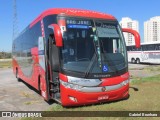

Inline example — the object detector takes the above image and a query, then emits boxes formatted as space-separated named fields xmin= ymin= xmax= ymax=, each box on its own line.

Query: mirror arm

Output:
xmin=122 ymin=28 xmax=140 ymax=48
xmin=48 ymin=24 xmax=63 ymax=47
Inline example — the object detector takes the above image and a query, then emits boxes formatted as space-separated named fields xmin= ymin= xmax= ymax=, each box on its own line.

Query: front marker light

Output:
xmin=69 ymin=96 xmax=77 ymax=102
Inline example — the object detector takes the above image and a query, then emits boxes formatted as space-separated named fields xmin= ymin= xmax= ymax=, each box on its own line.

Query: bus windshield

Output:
xmin=60 ymin=17 xmax=127 ymax=76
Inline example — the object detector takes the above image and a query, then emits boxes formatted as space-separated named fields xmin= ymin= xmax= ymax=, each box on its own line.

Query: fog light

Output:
xmin=69 ymin=96 xmax=77 ymax=102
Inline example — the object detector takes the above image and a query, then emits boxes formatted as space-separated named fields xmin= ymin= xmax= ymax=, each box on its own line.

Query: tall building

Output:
xmin=120 ymin=17 xmax=139 ymax=46
xmin=144 ymin=16 xmax=160 ymax=43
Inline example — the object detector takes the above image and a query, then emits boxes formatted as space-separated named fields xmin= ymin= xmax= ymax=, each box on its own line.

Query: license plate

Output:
xmin=98 ymin=95 xmax=109 ymax=100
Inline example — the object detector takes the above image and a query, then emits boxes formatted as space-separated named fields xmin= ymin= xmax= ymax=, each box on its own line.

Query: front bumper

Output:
xmin=60 ymin=83 xmax=129 ymax=107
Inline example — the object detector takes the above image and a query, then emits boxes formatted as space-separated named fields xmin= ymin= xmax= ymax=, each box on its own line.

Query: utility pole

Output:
xmin=13 ymin=0 xmax=19 ymax=41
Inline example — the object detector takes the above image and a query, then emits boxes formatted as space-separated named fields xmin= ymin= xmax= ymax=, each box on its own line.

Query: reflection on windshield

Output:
xmin=60 ymin=18 xmax=127 ymax=75
xmin=62 ymin=26 xmax=94 ymax=63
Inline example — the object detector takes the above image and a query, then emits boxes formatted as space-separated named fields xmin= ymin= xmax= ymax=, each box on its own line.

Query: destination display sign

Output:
xmin=66 ymin=19 xmax=91 ymax=25
xmin=96 ymin=21 xmax=119 ymax=38
xmin=67 ymin=24 xmax=89 ymax=29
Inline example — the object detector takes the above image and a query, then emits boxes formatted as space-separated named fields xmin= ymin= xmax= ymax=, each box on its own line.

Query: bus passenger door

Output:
xmin=48 ymin=35 xmax=61 ymax=102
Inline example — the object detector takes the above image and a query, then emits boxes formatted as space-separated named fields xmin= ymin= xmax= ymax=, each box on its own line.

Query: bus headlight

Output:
xmin=60 ymin=80 xmax=83 ymax=91
xmin=121 ymin=79 xmax=129 ymax=86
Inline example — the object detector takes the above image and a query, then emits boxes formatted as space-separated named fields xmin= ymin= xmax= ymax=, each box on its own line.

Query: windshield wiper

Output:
xmin=84 ymin=34 xmax=102 ymax=78
xmin=84 ymin=53 xmax=96 ymax=78
xmin=84 ymin=32 xmax=102 ymax=78
xmin=93 ymin=35 xmax=102 ymax=69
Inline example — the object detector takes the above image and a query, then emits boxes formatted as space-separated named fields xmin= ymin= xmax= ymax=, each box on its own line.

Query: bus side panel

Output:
xmin=13 ymin=54 xmax=48 ymax=100
xmin=12 ymin=58 xmax=17 ymax=75
xmin=140 ymin=51 xmax=160 ymax=64
xmin=31 ymin=51 xmax=40 ymax=90
xmin=12 ymin=58 xmax=23 ymax=79
xmin=12 ymin=55 xmax=39 ymax=90
xmin=128 ymin=51 xmax=160 ymax=64
xmin=128 ymin=51 xmax=142 ymax=62
xmin=38 ymin=66 xmax=49 ymax=100
xmin=12 ymin=21 xmax=43 ymax=91
xmin=127 ymin=43 xmax=160 ymax=64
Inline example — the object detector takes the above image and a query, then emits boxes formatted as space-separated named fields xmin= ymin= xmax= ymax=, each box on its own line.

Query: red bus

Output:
xmin=12 ymin=8 xmax=140 ymax=106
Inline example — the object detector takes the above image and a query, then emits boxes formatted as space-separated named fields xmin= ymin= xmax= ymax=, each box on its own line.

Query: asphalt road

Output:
xmin=0 ymin=68 xmax=52 ymax=111
xmin=0 ymin=63 xmax=159 ymax=111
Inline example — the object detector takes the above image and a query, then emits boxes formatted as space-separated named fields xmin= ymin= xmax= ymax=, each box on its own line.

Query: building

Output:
xmin=144 ymin=16 xmax=160 ymax=43
xmin=120 ymin=17 xmax=139 ymax=46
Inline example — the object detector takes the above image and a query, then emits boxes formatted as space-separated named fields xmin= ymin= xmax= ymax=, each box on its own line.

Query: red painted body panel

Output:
xmin=100 ymin=72 xmax=129 ymax=86
xmin=12 ymin=51 xmax=49 ymax=100
xmin=60 ymin=83 xmax=129 ymax=106
xmin=39 ymin=68 xmax=49 ymax=100
xmin=12 ymin=58 xmax=39 ymax=89
xmin=59 ymin=73 xmax=68 ymax=82
xmin=30 ymin=8 xmax=116 ymax=28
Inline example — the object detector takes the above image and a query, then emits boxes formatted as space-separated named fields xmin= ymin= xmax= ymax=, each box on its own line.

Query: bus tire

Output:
xmin=16 ymin=69 xmax=20 ymax=82
xmin=131 ymin=58 xmax=136 ymax=64
xmin=136 ymin=58 xmax=140 ymax=64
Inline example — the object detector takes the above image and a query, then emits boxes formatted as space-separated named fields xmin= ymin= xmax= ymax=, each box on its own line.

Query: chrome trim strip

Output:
xmin=67 ymin=76 xmax=102 ymax=87
xmin=60 ymin=79 xmax=129 ymax=93
xmin=80 ymin=82 xmax=124 ymax=92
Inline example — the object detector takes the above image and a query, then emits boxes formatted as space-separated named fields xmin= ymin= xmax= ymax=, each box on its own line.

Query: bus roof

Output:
xmin=30 ymin=8 xmax=116 ymax=28
xmin=127 ymin=41 xmax=160 ymax=46
xmin=141 ymin=41 xmax=160 ymax=45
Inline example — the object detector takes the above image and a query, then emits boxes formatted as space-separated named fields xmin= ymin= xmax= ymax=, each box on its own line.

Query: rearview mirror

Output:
xmin=122 ymin=28 xmax=140 ymax=48
xmin=48 ymin=24 xmax=63 ymax=47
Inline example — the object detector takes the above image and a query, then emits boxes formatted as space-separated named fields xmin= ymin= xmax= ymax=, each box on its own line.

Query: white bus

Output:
xmin=127 ymin=41 xmax=160 ymax=64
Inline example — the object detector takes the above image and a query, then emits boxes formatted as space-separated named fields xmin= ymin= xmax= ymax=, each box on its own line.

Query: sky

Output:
xmin=0 ymin=0 xmax=160 ymax=52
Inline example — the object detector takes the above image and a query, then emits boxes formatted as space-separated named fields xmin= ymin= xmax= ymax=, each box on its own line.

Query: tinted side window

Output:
xmin=30 ymin=22 xmax=41 ymax=47
xmin=13 ymin=22 xmax=41 ymax=57
xmin=23 ymin=22 xmax=41 ymax=50
xmin=142 ymin=45 xmax=147 ymax=51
